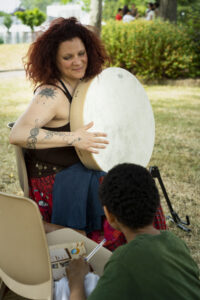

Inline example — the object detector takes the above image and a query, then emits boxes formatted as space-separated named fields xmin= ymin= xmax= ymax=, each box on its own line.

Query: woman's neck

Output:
xmin=60 ymin=77 xmax=80 ymax=95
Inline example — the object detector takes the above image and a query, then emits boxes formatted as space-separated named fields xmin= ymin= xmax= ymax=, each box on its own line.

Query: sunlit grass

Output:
xmin=146 ymin=85 xmax=200 ymax=267
xmin=0 ymin=75 xmax=31 ymax=195
xmin=0 ymin=44 xmax=29 ymax=71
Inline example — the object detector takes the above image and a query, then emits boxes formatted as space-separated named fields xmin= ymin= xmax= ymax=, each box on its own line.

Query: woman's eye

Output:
xmin=79 ymin=52 xmax=85 ymax=56
xmin=63 ymin=56 xmax=71 ymax=60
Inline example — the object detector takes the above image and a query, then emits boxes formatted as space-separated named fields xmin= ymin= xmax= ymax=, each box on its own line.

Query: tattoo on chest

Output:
xmin=26 ymin=127 xmax=39 ymax=149
xmin=38 ymin=88 xmax=56 ymax=99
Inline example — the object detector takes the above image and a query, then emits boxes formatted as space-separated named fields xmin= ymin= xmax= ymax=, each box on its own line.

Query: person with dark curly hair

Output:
xmin=9 ymin=17 xmax=110 ymax=236
xmin=66 ymin=163 xmax=200 ymax=300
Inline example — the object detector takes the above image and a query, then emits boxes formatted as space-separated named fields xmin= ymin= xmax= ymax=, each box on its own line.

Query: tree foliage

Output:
xmin=15 ymin=8 xmax=46 ymax=32
xmin=3 ymin=15 xmax=13 ymax=32
xmin=20 ymin=0 xmax=54 ymax=12
xmin=0 ymin=11 xmax=9 ymax=17
xmin=61 ymin=0 xmax=91 ymax=12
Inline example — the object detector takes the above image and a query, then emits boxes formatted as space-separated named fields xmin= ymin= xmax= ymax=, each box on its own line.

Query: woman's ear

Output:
xmin=103 ymin=206 xmax=120 ymax=230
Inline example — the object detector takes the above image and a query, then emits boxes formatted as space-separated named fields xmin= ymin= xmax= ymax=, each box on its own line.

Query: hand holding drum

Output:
xmin=73 ymin=121 xmax=109 ymax=154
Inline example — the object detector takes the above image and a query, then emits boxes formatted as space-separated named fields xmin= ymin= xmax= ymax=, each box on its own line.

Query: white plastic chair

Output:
xmin=0 ymin=192 xmax=53 ymax=300
xmin=7 ymin=122 xmax=29 ymax=198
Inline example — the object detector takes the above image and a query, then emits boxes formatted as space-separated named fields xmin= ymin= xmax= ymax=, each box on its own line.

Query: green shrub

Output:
xmin=4 ymin=15 xmax=13 ymax=32
xmin=0 ymin=11 xmax=8 ymax=17
xmin=137 ymin=5 xmax=146 ymax=17
xmin=0 ymin=37 xmax=4 ymax=44
xmin=15 ymin=8 xmax=46 ymax=32
xmin=102 ymin=19 xmax=198 ymax=80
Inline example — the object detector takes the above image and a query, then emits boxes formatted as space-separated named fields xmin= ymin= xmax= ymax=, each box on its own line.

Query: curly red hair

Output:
xmin=24 ymin=17 xmax=109 ymax=86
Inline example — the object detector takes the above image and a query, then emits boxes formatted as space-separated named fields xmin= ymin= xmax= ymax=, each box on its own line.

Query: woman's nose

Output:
xmin=72 ymin=56 xmax=81 ymax=65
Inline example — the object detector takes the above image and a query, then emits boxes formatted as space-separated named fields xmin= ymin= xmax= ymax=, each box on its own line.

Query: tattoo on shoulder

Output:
xmin=26 ymin=127 xmax=39 ymax=149
xmin=38 ymin=88 xmax=57 ymax=100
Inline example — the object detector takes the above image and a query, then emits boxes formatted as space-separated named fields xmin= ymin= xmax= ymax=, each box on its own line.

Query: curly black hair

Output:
xmin=99 ymin=163 xmax=160 ymax=230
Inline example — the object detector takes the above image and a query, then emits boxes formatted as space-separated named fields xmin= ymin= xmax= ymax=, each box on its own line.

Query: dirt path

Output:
xmin=0 ymin=70 xmax=25 ymax=78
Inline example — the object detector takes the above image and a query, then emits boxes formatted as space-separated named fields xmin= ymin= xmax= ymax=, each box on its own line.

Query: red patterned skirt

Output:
xmin=29 ymin=174 xmax=167 ymax=252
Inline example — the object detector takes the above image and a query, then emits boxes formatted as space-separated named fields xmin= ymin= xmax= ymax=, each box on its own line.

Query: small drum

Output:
xmin=70 ymin=67 xmax=155 ymax=172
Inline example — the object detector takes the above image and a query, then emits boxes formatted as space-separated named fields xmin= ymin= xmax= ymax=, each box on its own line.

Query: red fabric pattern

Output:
xmin=153 ymin=204 xmax=167 ymax=230
xmin=29 ymin=175 xmax=166 ymax=252
xmin=29 ymin=174 xmax=56 ymax=222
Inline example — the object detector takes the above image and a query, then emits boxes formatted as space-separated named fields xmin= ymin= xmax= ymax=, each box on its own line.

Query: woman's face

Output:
xmin=56 ymin=37 xmax=88 ymax=82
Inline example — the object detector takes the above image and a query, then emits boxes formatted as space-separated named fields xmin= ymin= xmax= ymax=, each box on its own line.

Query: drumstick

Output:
xmin=85 ymin=238 xmax=106 ymax=262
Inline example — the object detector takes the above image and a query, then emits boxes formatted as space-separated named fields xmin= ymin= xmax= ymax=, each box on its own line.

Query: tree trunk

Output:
xmin=159 ymin=0 xmax=177 ymax=23
xmin=89 ymin=0 xmax=102 ymax=34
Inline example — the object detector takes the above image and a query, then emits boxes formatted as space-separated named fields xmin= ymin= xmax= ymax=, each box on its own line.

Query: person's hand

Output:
xmin=66 ymin=257 xmax=90 ymax=289
xmin=73 ymin=122 xmax=109 ymax=154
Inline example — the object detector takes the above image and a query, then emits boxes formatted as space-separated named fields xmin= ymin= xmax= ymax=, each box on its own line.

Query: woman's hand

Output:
xmin=73 ymin=122 xmax=109 ymax=154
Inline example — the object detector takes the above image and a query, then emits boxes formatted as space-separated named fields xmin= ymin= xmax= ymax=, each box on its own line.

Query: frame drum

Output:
xmin=70 ymin=67 xmax=155 ymax=172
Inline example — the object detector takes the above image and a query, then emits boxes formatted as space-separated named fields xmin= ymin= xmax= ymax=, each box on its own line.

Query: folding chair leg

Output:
xmin=149 ymin=166 xmax=191 ymax=233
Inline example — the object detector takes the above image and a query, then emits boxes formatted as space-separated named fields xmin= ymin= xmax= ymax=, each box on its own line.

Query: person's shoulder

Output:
xmin=160 ymin=230 xmax=184 ymax=243
xmin=108 ymin=238 xmax=143 ymax=263
xmin=160 ymin=230 xmax=189 ymax=249
xmin=33 ymin=84 xmax=67 ymax=103
xmin=110 ymin=232 xmax=184 ymax=260
xmin=35 ymin=84 xmax=63 ymax=97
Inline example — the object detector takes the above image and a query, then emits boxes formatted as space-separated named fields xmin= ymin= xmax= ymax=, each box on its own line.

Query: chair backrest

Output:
xmin=0 ymin=192 xmax=53 ymax=300
xmin=7 ymin=122 xmax=29 ymax=198
xmin=14 ymin=146 xmax=29 ymax=198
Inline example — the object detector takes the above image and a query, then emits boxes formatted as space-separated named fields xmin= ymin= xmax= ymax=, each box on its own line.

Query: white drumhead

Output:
xmin=70 ymin=67 xmax=155 ymax=172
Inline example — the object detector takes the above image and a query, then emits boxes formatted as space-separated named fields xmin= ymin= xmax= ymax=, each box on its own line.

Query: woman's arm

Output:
xmin=9 ymin=86 xmax=108 ymax=153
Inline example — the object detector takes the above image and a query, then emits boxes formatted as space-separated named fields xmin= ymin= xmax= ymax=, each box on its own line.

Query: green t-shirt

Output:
xmin=88 ymin=231 xmax=200 ymax=300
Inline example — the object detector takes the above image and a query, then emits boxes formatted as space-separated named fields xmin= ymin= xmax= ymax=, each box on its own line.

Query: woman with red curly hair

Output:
xmin=9 ymin=17 xmax=111 ymax=234
xmin=10 ymin=17 xmax=166 ymax=251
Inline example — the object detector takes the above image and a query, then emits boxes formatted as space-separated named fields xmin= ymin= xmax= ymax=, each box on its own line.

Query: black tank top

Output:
xmin=25 ymin=80 xmax=80 ymax=178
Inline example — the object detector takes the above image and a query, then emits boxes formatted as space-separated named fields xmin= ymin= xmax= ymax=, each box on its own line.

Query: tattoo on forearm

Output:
xmin=26 ymin=127 xmax=39 ymax=149
xmin=43 ymin=131 xmax=72 ymax=140
xmin=43 ymin=130 xmax=81 ymax=146
xmin=67 ymin=137 xmax=81 ymax=146
xmin=27 ymin=123 xmax=82 ymax=148
xmin=38 ymin=88 xmax=57 ymax=101
xmin=43 ymin=131 xmax=53 ymax=140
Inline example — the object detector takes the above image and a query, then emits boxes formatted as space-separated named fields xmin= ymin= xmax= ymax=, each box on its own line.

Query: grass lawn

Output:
xmin=0 ymin=44 xmax=29 ymax=71
xmin=0 ymin=74 xmax=199 ymax=268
